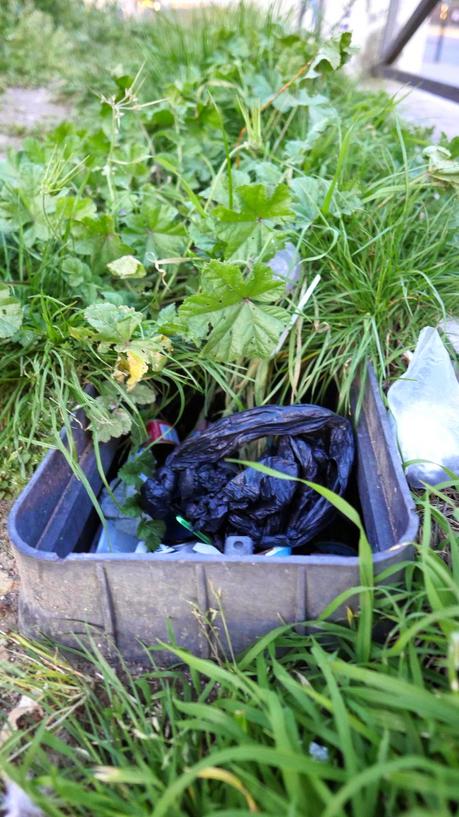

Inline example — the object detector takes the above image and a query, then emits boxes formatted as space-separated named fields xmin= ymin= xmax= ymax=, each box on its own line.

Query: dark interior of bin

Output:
xmin=74 ymin=382 xmax=362 ymax=558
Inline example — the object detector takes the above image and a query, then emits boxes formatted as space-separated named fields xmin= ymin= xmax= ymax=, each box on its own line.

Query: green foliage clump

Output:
xmin=0 ymin=0 xmax=146 ymax=90
xmin=0 ymin=5 xmax=457 ymax=481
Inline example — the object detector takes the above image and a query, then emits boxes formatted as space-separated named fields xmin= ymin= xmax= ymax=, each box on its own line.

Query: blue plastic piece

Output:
xmin=264 ymin=546 xmax=292 ymax=557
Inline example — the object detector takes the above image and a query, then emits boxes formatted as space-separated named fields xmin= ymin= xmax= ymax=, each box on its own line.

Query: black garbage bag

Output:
xmin=141 ymin=405 xmax=354 ymax=551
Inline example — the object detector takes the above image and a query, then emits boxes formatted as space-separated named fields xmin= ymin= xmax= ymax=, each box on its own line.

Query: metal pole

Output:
xmin=381 ymin=0 xmax=439 ymax=65
xmin=381 ymin=0 xmax=401 ymax=58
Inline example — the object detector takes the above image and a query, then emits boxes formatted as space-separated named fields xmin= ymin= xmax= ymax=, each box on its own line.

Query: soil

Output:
xmin=0 ymin=87 xmax=71 ymax=159
xmin=0 ymin=500 xmax=17 ymax=657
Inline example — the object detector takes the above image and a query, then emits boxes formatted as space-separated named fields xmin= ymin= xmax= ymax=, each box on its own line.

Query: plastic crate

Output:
xmin=8 ymin=367 xmax=418 ymax=663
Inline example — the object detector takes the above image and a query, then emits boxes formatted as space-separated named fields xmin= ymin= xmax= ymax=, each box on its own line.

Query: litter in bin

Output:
xmin=224 ymin=535 xmax=254 ymax=556
xmin=176 ymin=515 xmax=213 ymax=544
xmin=264 ymin=545 xmax=292 ymax=557
xmin=96 ymin=476 xmax=139 ymax=553
xmin=192 ymin=543 xmax=221 ymax=555
xmin=141 ymin=404 xmax=354 ymax=553
xmin=388 ymin=326 xmax=459 ymax=488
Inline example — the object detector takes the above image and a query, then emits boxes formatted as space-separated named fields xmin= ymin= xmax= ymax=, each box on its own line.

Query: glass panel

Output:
xmin=388 ymin=0 xmax=459 ymax=88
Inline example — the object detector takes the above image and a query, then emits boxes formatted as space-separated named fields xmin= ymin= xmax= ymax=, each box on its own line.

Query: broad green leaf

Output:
xmin=214 ymin=183 xmax=293 ymax=257
xmin=241 ymin=159 xmax=283 ymax=186
xmin=107 ymin=255 xmax=146 ymax=279
xmin=284 ymin=103 xmax=338 ymax=160
xmin=273 ymin=88 xmax=310 ymax=113
xmin=136 ymin=518 xmax=166 ymax=552
xmin=247 ymin=71 xmax=280 ymax=106
xmin=61 ymin=257 xmax=99 ymax=304
xmin=424 ymin=145 xmax=459 ymax=189
xmin=156 ymin=303 xmax=183 ymax=334
xmin=86 ymin=395 xmax=132 ymax=443
xmin=202 ymin=170 xmax=250 ymax=206
xmin=215 ymin=183 xmax=292 ymax=223
xmin=62 ymin=257 xmax=92 ymax=287
xmin=83 ymin=303 xmax=143 ymax=342
xmin=272 ymin=89 xmax=330 ymax=114
xmin=55 ymin=196 xmax=97 ymax=222
xmin=146 ymin=106 xmax=175 ymax=132
xmin=118 ymin=449 xmax=156 ymax=486
xmin=127 ymin=382 xmax=157 ymax=405
xmin=291 ymin=176 xmax=362 ymax=221
xmin=123 ymin=202 xmax=186 ymax=264
xmin=73 ymin=215 xmax=133 ymax=274
xmin=0 ymin=284 xmax=23 ymax=339
xmin=179 ymin=260 xmax=289 ymax=360
xmin=306 ymin=32 xmax=353 ymax=78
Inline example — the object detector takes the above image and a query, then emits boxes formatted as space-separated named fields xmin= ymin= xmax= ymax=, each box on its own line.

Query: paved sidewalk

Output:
xmin=363 ymin=77 xmax=458 ymax=139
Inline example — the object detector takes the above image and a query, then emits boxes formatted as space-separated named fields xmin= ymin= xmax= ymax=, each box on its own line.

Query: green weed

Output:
xmin=0 ymin=5 xmax=457 ymax=485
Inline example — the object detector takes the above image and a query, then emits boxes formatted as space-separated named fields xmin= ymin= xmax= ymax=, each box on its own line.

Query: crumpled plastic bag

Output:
xmin=2 ymin=780 xmax=44 ymax=817
xmin=387 ymin=326 xmax=459 ymax=487
xmin=268 ymin=242 xmax=301 ymax=291
xmin=141 ymin=404 xmax=354 ymax=551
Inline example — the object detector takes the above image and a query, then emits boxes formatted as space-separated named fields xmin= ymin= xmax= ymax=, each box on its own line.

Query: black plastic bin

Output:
xmin=8 ymin=367 xmax=418 ymax=664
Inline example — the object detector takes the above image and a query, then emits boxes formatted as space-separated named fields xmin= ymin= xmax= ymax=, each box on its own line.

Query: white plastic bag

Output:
xmin=268 ymin=242 xmax=301 ymax=291
xmin=387 ymin=326 xmax=459 ymax=488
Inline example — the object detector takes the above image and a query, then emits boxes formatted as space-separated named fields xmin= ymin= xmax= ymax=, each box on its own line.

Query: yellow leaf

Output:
xmin=197 ymin=767 xmax=258 ymax=812
xmin=114 ymin=350 xmax=148 ymax=390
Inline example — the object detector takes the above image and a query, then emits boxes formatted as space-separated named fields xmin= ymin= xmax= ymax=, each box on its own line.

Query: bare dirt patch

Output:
xmin=0 ymin=500 xmax=17 ymax=646
xmin=0 ymin=87 xmax=71 ymax=158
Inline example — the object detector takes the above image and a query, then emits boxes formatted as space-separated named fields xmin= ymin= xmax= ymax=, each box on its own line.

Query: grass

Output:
xmin=1 ymin=481 xmax=459 ymax=816
xmin=0 ymin=0 xmax=149 ymax=92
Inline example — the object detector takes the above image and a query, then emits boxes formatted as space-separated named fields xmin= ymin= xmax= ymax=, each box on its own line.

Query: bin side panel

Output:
xmin=355 ymin=366 xmax=418 ymax=551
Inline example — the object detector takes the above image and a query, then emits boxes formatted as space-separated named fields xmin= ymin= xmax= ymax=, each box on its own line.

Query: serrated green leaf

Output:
xmin=62 ymin=257 xmax=92 ymax=287
xmin=291 ymin=176 xmax=362 ymax=221
xmin=0 ymin=284 xmax=23 ymax=339
xmin=241 ymin=160 xmax=283 ymax=187
xmin=284 ymin=103 xmax=338 ymax=160
xmin=55 ymin=196 xmax=97 ymax=222
xmin=119 ymin=449 xmax=156 ymax=487
xmin=214 ymin=183 xmax=293 ymax=257
xmin=424 ymin=146 xmax=459 ymax=189
xmin=306 ymin=32 xmax=353 ymax=78
xmin=62 ymin=257 xmax=99 ymax=304
xmin=215 ymin=183 xmax=292 ymax=223
xmin=87 ymin=395 xmax=132 ymax=443
xmin=156 ymin=303 xmax=184 ymax=335
xmin=127 ymin=383 xmax=157 ymax=405
xmin=73 ymin=214 xmax=133 ymax=274
xmin=137 ymin=518 xmax=166 ymax=552
xmin=123 ymin=201 xmax=186 ymax=264
xmin=84 ymin=303 xmax=143 ymax=342
xmin=179 ymin=260 xmax=289 ymax=360
xmin=119 ymin=494 xmax=142 ymax=517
